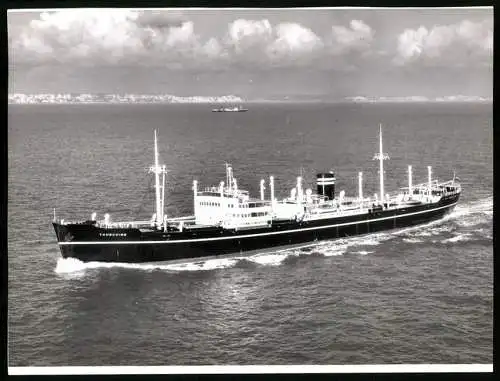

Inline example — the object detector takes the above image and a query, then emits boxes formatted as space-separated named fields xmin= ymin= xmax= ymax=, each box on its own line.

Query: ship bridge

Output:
xmin=193 ymin=165 xmax=273 ymax=229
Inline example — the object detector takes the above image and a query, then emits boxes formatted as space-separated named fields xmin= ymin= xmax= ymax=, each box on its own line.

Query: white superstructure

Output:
xmin=193 ymin=165 xmax=272 ymax=229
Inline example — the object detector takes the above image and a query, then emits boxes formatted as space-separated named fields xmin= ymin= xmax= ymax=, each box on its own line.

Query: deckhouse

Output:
xmin=193 ymin=165 xmax=272 ymax=229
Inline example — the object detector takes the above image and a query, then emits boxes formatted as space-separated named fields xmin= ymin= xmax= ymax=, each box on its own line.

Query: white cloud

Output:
xmin=330 ymin=19 xmax=374 ymax=53
xmin=394 ymin=19 xmax=492 ymax=66
xmin=228 ymin=18 xmax=273 ymax=42
xmin=226 ymin=18 xmax=273 ymax=56
xmin=202 ymin=37 xmax=223 ymax=58
xmin=10 ymin=11 xmax=378 ymax=69
xmin=268 ymin=22 xmax=323 ymax=57
xmin=10 ymin=9 xmax=202 ymax=65
xmin=8 ymin=9 xmax=493 ymax=73
xmin=165 ymin=21 xmax=196 ymax=46
xmin=10 ymin=12 xmax=338 ymax=68
xmin=225 ymin=18 xmax=324 ymax=65
xmin=396 ymin=26 xmax=427 ymax=60
xmin=13 ymin=10 xmax=142 ymax=64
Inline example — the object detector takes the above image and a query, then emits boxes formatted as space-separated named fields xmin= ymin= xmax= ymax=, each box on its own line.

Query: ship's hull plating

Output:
xmin=53 ymin=195 xmax=459 ymax=263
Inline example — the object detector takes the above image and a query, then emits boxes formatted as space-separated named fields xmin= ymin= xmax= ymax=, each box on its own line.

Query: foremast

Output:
xmin=373 ymin=124 xmax=389 ymax=206
xmin=149 ymin=129 xmax=168 ymax=228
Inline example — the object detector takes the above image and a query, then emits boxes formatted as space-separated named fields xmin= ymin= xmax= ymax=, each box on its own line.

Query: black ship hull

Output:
xmin=212 ymin=110 xmax=248 ymax=112
xmin=53 ymin=194 xmax=459 ymax=263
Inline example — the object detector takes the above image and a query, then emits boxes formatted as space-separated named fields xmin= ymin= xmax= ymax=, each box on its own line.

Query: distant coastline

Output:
xmin=8 ymin=93 xmax=244 ymax=105
xmin=344 ymin=95 xmax=492 ymax=103
xmin=8 ymin=93 xmax=492 ymax=105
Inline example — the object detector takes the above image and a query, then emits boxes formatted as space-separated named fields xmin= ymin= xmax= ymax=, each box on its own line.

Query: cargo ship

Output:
xmin=52 ymin=126 xmax=461 ymax=263
xmin=212 ymin=105 xmax=248 ymax=112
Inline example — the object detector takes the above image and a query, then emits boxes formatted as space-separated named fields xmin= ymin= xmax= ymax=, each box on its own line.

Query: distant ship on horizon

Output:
xmin=212 ymin=105 xmax=248 ymax=112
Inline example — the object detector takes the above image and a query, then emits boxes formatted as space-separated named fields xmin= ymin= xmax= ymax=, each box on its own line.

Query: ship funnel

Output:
xmin=91 ymin=212 xmax=96 ymax=221
xmin=260 ymin=179 xmax=265 ymax=201
xmin=316 ymin=172 xmax=335 ymax=200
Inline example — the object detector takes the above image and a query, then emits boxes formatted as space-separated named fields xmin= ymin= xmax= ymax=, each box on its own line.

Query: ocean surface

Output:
xmin=8 ymin=102 xmax=493 ymax=366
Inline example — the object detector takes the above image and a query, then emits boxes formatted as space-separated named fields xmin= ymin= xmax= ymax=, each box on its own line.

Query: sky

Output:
xmin=8 ymin=7 xmax=493 ymax=100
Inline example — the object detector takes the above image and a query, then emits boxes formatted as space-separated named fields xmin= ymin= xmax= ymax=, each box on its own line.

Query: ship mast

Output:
xmin=373 ymin=124 xmax=389 ymax=206
xmin=150 ymin=129 xmax=167 ymax=228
